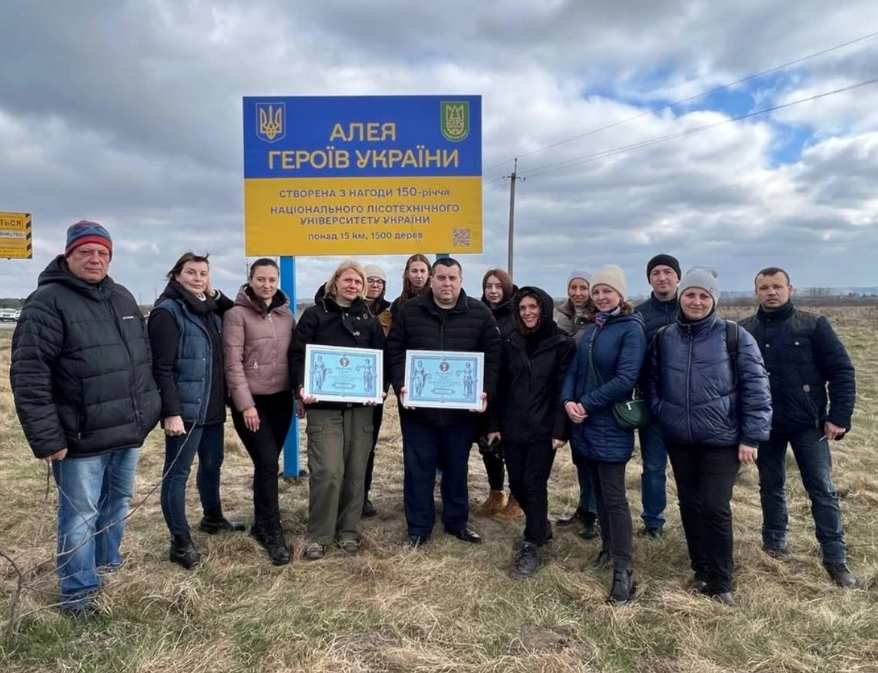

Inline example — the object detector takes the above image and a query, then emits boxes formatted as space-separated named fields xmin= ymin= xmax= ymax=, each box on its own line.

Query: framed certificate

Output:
xmin=403 ymin=350 xmax=484 ymax=411
xmin=303 ymin=344 xmax=383 ymax=404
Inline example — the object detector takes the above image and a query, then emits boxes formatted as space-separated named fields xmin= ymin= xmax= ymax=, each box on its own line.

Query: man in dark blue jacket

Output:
xmin=634 ymin=253 xmax=681 ymax=537
xmin=386 ymin=257 xmax=501 ymax=547
xmin=740 ymin=267 xmax=858 ymax=588
xmin=11 ymin=221 xmax=161 ymax=615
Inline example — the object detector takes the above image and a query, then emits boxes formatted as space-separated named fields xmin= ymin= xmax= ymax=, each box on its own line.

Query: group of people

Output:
xmin=10 ymin=221 xmax=858 ymax=616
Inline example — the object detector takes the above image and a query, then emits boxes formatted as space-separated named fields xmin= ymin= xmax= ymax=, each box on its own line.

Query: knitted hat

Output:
xmin=678 ymin=267 xmax=719 ymax=303
xmin=65 ymin=220 xmax=112 ymax=258
xmin=590 ymin=265 xmax=628 ymax=300
xmin=364 ymin=264 xmax=387 ymax=282
xmin=646 ymin=253 xmax=680 ymax=279
xmin=567 ymin=270 xmax=590 ymax=287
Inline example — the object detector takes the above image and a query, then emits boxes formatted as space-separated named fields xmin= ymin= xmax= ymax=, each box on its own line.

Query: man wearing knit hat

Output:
xmin=11 ymin=220 xmax=161 ymax=616
xmin=634 ymin=253 xmax=681 ymax=538
xmin=740 ymin=267 xmax=858 ymax=588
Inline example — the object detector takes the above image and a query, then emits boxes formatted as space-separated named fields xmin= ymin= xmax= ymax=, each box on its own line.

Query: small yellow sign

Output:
xmin=0 ymin=212 xmax=32 ymax=259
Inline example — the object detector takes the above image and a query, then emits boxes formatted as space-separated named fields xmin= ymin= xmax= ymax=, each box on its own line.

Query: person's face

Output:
xmin=431 ymin=263 xmax=462 ymax=305
xmin=680 ymin=287 xmax=714 ymax=320
xmin=484 ymin=275 xmax=504 ymax=306
xmin=366 ymin=276 xmax=385 ymax=300
xmin=407 ymin=261 xmax=430 ymax=289
xmin=176 ymin=261 xmax=210 ymax=295
xmin=518 ymin=295 xmax=541 ymax=329
xmin=567 ymin=278 xmax=590 ymax=308
xmin=649 ymin=265 xmax=679 ymax=297
xmin=755 ymin=272 xmax=793 ymax=309
xmin=249 ymin=264 xmax=279 ymax=302
xmin=66 ymin=244 xmax=110 ymax=283
xmin=335 ymin=269 xmax=364 ymax=302
xmin=592 ymin=284 xmax=621 ymax=312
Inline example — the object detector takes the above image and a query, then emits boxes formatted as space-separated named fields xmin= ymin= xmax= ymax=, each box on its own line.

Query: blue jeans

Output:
xmin=571 ymin=450 xmax=597 ymax=517
xmin=758 ymin=427 xmax=846 ymax=563
xmin=160 ymin=423 xmax=224 ymax=538
xmin=402 ymin=415 xmax=477 ymax=537
xmin=52 ymin=447 xmax=140 ymax=610
xmin=638 ymin=423 xmax=668 ymax=529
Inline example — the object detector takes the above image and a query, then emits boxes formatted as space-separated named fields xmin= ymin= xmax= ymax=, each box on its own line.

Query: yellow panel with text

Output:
xmin=244 ymin=177 xmax=482 ymax=256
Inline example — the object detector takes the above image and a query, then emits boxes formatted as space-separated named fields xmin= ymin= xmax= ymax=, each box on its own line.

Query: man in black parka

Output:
xmin=386 ymin=257 xmax=501 ymax=546
xmin=11 ymin=221 xmax=161 ymax=615
xmin=740 ymin=267 xmax=857 ymax=588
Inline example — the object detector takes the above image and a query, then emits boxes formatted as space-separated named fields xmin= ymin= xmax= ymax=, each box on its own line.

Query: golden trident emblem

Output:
xmin=258 ymin=105 xmax=284 ymax=141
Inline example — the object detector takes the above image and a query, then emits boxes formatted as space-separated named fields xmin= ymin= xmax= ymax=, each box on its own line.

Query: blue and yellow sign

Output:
xmin=243 ymin=95 xmax=482 ymax=256
xmin=0 ymin=212 xmax=32 ymax=259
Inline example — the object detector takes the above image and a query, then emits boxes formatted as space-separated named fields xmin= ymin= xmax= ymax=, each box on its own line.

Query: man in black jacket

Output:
xmin=633 ymin=253 xmax=681 ymax=537
xmin=11 ymin=221 xmax=161 ymax=615
xmin=740 ymin=267 xmax=858 ymax=587
xmin=386 ymin=257 xmax=501 ymax=546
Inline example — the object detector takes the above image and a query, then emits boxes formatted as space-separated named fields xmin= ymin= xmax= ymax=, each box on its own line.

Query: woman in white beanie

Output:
xmin=645 ymin=267 xmax=771 ymax=605
xmin=561 ymin=265 xmax=647 ymax=604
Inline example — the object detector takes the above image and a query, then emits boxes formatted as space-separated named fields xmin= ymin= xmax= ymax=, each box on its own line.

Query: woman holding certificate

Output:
xmin=485 ymin=286 xmax=575 ymax=579
xmin=561 ymin=265 xmax=647 ymax=604
xmin=291 ymin=260 xmax=385 ymax=560
xmin=223 ymin=258 xmax=296 ymax=566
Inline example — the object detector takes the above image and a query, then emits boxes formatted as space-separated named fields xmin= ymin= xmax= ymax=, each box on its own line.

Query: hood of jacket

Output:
xmin=512 ymin=286 xmax=558 ymax=341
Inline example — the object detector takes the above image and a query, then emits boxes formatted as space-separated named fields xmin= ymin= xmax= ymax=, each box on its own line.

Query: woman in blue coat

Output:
xmin=561 ymin=265 xmax=646 ymax=604
xmin=645 ymin=268 xmax=771 ymax=605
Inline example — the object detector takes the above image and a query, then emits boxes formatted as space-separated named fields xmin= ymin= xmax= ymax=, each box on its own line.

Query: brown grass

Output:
xmin=1 ymin=307 xmax=877 ymax=673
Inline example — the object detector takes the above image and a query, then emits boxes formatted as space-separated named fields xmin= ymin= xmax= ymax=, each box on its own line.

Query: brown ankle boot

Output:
xmin=476 ymin=490 xmax=506 ymax=517
xmin=495 ymin=494 xmax=524 ymax=521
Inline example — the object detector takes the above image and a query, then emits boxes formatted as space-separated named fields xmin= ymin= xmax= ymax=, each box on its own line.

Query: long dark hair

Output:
xmin=397 ymin=254 xmax=431 ymax=305
xmin=167 ymin=252 xmax=210 ymax=281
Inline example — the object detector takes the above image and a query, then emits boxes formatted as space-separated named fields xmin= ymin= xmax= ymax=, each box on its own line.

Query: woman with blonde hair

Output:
xmin=561 ymin=265 xmax=647 ymax=604
xmin=290 ymin=260 xmax=385 ymax=560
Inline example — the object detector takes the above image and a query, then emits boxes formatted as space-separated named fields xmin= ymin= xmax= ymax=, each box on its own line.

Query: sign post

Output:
xmin=243 ymin=95 xmax=483 ymax=477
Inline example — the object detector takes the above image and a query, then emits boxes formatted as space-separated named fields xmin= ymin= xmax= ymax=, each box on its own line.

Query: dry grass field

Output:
xmin=1 ymin=306 xmax=876 ymax=673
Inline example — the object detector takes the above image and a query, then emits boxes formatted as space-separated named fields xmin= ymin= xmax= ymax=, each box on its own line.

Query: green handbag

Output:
xmin=587 ymin=332 xmax=650 ymax=431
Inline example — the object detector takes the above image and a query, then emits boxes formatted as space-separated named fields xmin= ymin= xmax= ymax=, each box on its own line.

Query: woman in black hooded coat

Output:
xmin=485 ymin=286 xmax=575 ymax=579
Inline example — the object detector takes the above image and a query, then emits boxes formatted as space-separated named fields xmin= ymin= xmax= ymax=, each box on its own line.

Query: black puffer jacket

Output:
xmin=635 ymin=293 xmax=679 ymax=342
xmin=645 ymin=311 xmax=771 ymax=448
xmin=486 ymin=287 xmax=574 ymax=443
xmin=290 ymin=291 xmax=385 ymax=410
xmin=386 ymin=289 xmax=501 ymax=427
xmin=740 ymin=302 xmax=855 ymax=435
xmin=481 ymin=289 xmax=517 ymax=337
xmin=11 ymin=256 xmax=161 ymax=459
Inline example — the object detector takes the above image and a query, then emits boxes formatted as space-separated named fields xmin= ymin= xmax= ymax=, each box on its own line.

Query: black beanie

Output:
xmin=646 ymin=253 xmax=681 ymax=279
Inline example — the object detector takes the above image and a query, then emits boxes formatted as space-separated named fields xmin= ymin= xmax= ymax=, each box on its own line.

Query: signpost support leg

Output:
xmin=280 ymin=256 xmax=301 ymax=479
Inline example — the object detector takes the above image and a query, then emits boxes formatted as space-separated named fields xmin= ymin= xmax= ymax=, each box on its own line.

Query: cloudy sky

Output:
xmin=1 ymin=0 xmax=877 ymax=303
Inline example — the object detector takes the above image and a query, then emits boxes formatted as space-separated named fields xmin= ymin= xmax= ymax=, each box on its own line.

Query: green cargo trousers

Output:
xmin=305 ymin=406 xmax=374 ymax=545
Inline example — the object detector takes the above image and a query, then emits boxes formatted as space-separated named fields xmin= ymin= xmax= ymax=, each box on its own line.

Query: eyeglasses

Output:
xmin=367 ymin=278 xmax=384 ymax=285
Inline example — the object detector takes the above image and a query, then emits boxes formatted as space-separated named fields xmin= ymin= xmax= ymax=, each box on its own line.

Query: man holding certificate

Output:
xmin=386 ymin=257 xmax=501 ymax=547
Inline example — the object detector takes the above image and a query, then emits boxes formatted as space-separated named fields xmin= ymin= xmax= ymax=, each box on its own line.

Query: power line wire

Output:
xmin=521 ymin=77 xmax=878 ymax=179
xmin=484 ymin=30 xmax=878 ymax=173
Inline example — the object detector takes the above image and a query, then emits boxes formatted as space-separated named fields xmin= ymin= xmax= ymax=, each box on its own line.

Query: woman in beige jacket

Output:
xmin=223 ymin=258 xmax=296 ymax=565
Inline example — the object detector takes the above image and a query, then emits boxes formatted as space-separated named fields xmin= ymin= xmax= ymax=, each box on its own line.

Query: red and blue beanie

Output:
xmin=65 ymin=220 xmax=113 ymax=258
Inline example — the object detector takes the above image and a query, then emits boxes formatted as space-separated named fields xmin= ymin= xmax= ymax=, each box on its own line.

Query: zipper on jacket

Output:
xmin=685 ymin=329 xmax=693 ymax=442
xmin=109 ymin=298 xmax=143 ymax=430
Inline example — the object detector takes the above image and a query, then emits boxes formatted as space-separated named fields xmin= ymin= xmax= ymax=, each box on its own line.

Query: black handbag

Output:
xmin=587 ymin=332 xmax=650 ymax=431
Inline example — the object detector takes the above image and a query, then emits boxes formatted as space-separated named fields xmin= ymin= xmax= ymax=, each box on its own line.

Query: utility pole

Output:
xmin=504 ymin=157 xmax=525 ymax=279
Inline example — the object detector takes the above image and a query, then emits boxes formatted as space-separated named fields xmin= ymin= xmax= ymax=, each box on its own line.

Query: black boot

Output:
xmin=608 ymin=568 xmax=635 ymax=604
xmin=578 ymin=512 xmax=598 ymax=540
xmin=252 ymin=522 xmax=291 ymax=566
xmin=169 ymin=534 xmax=200 ymax=570
xmin=199 ymin=511 xmax=245 ymax=535
xmin=591 ymin=548 xmax=611 ymax=569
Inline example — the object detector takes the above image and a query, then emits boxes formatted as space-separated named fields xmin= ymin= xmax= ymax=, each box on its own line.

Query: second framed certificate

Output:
xmin=303 ymin=344 xmax=383 ymax=404
xmin=403 ymin=350 xmax=484 ymax=411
